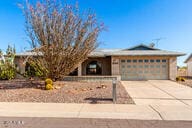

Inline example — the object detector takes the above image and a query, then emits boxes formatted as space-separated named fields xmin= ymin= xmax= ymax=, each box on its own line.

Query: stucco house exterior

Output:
xmin=15 ymin=44 xmax=185 ymax=81
xmin=185 ymin=53 xmax=192 ymax=77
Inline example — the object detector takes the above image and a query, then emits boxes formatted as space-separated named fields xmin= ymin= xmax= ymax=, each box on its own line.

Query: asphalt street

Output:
xmin=0 ymin=117 xmax=192 ymax=128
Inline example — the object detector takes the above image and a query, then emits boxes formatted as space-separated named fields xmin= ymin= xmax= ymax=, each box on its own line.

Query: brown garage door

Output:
xmin=120 ymin=58 xmax=168 ymax=80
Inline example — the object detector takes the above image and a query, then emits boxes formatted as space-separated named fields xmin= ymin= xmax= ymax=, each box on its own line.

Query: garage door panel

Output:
xmin=120 ymin=58 xmax=168 ymax=80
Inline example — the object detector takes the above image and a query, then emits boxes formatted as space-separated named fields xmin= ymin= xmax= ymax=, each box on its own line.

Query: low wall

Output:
xmin=63 ymin=76 xmax=119 ymax=82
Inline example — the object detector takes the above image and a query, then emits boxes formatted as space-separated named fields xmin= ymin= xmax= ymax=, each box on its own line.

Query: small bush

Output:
xmin=25 ymin=62 xmax=45 ymax=78
xmin=176 ymin=76 xmax=185 ymax=82
xmin=45 ymin=84 xmax=54 ymax=90
xmin=0 ymin=64 xmax=16 ymax=80
xmin=176 ymin=77 xmax=180 ymax=81
xmin=45 ymin=78 xmax=53 ymax=90
xmin=181 ymin=77 xmax=185 ymax=82
xmin=45 ymin=78 xmax=53 ymax=85
xmin=0 ymin=48 xmax=16 ymax=80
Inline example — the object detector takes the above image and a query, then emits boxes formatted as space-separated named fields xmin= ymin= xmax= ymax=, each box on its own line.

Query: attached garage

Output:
xmin=120 ymin=57 xmax=168 ymax=80
xmin=110 ymin=44 xmax=185 ymax=81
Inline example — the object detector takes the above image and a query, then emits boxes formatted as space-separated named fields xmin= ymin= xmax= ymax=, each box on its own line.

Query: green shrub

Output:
xmin=176 ymin=76 xmax=185 ymax=82
xmin=0 ymin=46 xmax=16 ymax=80
xmin=45 ymin=84 xmax=53 ymax=90
xmin=176 ymin=77 xmax=180 ymax=81
xmin=45 ymin=78 xmax=53 ymax=85
xmin=25 ymin=62 xmax=45 ymax=78
xmin=0 ymin=64 xmax=16 ymax=80
xmin=181 ymin=77 xmax=185 ymax=82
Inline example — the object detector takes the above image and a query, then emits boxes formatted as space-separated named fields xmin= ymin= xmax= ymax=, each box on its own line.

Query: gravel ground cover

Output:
xmin=0 ymin=79 xmax=134 ymax=104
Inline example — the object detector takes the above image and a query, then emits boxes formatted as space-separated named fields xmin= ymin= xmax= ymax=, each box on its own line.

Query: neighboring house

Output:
xmin=15 ymin=44 xmax=185 ymax=81
xmin=177 ymin=67 xmax=187 ymax=77
xmin=184 ymin=53 xmax=192 ymax=77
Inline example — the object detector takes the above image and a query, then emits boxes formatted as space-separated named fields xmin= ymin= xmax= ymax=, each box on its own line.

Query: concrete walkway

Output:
xmin=1 ymin=102 xmax=192 ymax=120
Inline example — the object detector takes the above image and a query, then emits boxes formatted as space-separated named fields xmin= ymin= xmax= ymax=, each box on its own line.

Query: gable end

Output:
xmin=124 ymin=44 xmax=159 ymax=51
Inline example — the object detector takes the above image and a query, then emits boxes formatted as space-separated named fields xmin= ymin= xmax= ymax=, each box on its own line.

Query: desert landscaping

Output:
xmin=0 ymin=79 xmax=134 ymax=104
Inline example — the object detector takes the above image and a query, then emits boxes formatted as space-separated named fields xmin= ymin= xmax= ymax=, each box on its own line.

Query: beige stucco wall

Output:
xmin=111 ymin=57 xmax=120 ymax=76
xmin=78 ymin=64 xmax=82 ymax=76
xmin=187 ymin=57 xmax=192 ymax=76
xmin=169 ymin=57 xmax=177 ymax=80
xmin=111 ymin=57 xmax=121 ymax=80
xmin=14 ymin=56 xmax=26 ymax=74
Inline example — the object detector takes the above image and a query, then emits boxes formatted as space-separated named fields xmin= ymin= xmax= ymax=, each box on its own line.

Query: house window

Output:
xmin=133 ymin=60 xmax=137 ymax=63
xmin=156 ymin=59 xmax=160 ymax=63
xmin=150 ymin=59 xmax=154 ymax=63
xmin=127 ymin=60 xmax=131 ymax=63
xmin=162 ymin=60 xmax=167 ymax=63
xmin=86 ymin=61 xmax=102 ymax=75
xmin=121 ymin=60 xmax=126 ymax=63
xmin=144 ymin=59 xmax=149 ymax=63
xmin=139 ymin=60 xmax=143 ymax=63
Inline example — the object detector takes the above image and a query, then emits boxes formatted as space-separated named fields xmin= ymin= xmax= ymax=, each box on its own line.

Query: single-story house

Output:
xmin=184 ymin=53 xmax=192 ymax=76
xmin=15 ymin=44 xmax=185 ymax=81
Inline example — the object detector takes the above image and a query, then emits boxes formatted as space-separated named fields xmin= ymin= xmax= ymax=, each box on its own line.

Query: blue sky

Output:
xmin=0 ymin=0 xmax=192 ymax=66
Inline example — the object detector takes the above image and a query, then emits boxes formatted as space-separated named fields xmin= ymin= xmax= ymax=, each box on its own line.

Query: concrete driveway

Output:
xmin=121 ymin=80 xmax=192 ymax=106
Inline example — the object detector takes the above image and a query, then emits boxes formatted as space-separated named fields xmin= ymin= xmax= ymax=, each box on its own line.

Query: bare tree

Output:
xmin=21 ymin=0 xmax=103 ymax=80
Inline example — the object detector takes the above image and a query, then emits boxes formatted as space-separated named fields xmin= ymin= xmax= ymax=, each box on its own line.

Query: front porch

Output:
xmin=77 ymin=57 xmax=112 ymax=76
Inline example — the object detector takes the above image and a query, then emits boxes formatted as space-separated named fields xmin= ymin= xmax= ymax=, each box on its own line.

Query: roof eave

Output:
xmin=109 ymin=54 xmax=186 ymax=56
xmin=184 ymin=53 xmax=192 ymax=63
